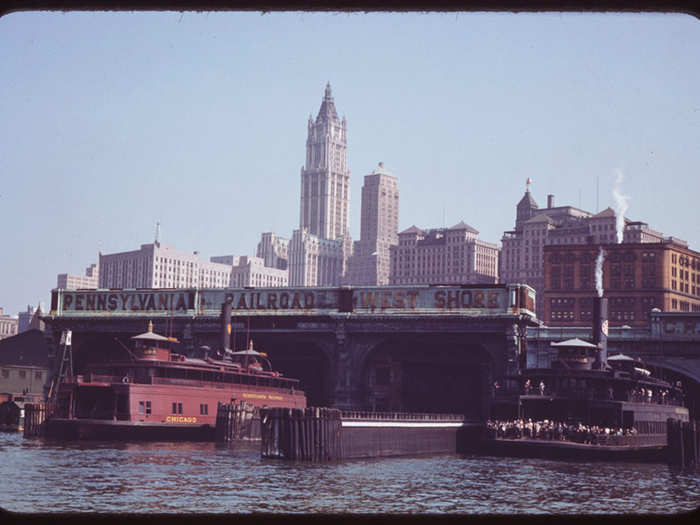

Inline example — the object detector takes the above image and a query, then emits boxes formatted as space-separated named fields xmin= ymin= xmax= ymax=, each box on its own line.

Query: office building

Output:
xmin=500 ymin=180 xmax=676 ymax=316
xmin=99 ymin=242 xmax=231 ymax=289
xmin=390 ymin=222 xmax=499 ymax=285
xmin=57 ymin=263 xmax=99 ymax=290
xmin=0 ymin=308 xmax=18 ymax=341
xmin=211 ymin=255 xmax=288 ymax=288
xmin=290 ymin=83 xmax=351 ymax=286
xmin=346 ymin=163 xmax=399 ymax=285
xmin=256 ymin=233 xmax=289 ymax=270
xmin=543 ymin=240 xmax=700 ymax=327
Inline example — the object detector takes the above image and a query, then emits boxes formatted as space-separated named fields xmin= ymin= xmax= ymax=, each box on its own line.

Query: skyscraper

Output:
xmin=290 ymin=83 xmax=351 ymax=286
xmin=345 ymin=163 xmax=399 ymax=285
xmin=299 ymin=82 xmax=350 ymax=241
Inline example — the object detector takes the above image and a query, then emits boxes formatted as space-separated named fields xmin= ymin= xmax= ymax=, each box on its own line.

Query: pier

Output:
xmin=255 ymin=406 xmax=479 ymax=461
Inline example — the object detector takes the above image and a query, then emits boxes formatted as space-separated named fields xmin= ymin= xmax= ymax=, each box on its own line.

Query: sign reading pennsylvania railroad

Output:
xmin=50 ymin=284 xmax=536 ymax=317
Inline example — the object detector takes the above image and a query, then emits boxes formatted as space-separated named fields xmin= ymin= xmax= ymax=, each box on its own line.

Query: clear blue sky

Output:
xmin=1 ymin=11 xmax=698 ymax=316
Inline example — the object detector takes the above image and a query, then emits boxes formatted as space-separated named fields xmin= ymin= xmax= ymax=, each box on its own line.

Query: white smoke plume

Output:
xmin=595 ymin=247 xmax=605 ymax=298
xmin=612 ymin=169 xmax=630 ymax=243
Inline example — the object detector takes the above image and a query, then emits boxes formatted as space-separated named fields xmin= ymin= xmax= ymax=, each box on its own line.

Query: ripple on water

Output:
xmin=1 ymin=434 xmax=699 ymax=514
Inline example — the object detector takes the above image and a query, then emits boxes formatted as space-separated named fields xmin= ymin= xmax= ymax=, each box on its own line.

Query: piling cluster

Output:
xmin=215 ymin=401 xmax=258 ymax=442
xmin=260 ymin=407 xmax=342 ymax=461
xmin=667 ymin=419 xmax=699 ymax=470
xmin=23 ymin=402 xmax=56 ymax=438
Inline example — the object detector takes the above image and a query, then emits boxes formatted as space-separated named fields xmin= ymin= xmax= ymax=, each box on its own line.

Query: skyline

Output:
xmin=1 ymin=11 xmax=699 ymax=315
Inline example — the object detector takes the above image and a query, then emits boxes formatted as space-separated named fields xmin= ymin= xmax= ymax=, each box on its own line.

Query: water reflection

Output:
xmin=1 ymin=433 xmax=698 ymax=514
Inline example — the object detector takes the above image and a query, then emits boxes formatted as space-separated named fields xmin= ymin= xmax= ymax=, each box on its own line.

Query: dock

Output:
xmin=254 ymin=406 xmax=480 ymax=461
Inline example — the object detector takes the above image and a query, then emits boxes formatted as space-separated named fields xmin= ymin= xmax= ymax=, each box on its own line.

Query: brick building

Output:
xmin=543 ymin=241 xmax=700 ymax=327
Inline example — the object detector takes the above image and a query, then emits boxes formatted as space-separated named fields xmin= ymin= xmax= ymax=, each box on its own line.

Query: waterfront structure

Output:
xmin=0 ymin=329 xmax=50 ymax=398
xmin=290 ymin=83 xmax=351 ymax=286
xmin=345 ymin=163 xmax=399 ymax=285
xmin=57 ymin=263 xmax=99 ymax=290
xmin=0 ymin=308 xmax=18 ymax=341
xmin=390 ymin=222 xmax=499 ymax=285
xmin=211 ymin=255 xmax=288 ymax=288
xmin=256 ymin=232 xmax=289 ymax=270
xmin=500 ymin=180 xmax=678 ymax=316
xmin=543 ymin=241 xmax=700 ymax=327
xmin=99 ymin=242 xmax=231 ymax=289
xmin=46 ymin=283 xmax=537 ymax=411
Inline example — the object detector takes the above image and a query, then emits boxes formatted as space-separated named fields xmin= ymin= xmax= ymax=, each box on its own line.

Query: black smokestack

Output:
xmin=547 ymin=194 xmax=555 ymax=209
xmin=592 ymin=297 xmax=608 ymax=370
xmin=221 ymin=298 xmax=233 ymax=352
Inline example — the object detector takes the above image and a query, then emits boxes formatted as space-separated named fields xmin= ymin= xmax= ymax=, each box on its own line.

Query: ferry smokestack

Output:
xmin=592 ymin=297 xmax=608 ymax=370
xmin=221 ymin=298 xmax=233 ymax=351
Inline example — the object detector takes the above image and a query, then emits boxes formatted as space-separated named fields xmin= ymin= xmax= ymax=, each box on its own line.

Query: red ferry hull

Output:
xmin=47 ymin=381 xmax=306 ymax=441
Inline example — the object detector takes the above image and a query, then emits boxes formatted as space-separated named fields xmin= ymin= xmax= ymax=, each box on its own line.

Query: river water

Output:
xmin=1 ymin=432 xmax=698 ymax=515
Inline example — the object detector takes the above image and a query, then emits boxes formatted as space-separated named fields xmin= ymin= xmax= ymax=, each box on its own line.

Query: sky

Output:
xmin=0 ymin=11 xmax=699 ymax=316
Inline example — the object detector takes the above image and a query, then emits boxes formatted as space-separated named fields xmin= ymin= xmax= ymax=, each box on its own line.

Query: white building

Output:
xmin=57 ymin=263 xmax=99 ymax=290
xmin=256 ymin=233 xmax=289 ymax=270
xmin=345 ymin=163 xmax=399 ymax=285
xmin=0 ymin=308 xmax=18 ymax=341
xmin=210 ymin=255 xmax=288 ymax=288
xmin=290 ymin=83 xmax=352 ymax=285
xmin=289 ymin=229 xmax=344 ymax=286
xmin=99 ymin=242 xmax=231 ymax=289
xmin=390 ymin=222 xmax=499 ymax=285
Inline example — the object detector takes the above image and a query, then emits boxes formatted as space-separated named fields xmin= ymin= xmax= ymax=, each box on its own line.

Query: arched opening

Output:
xmin=239 ymin=335 xmax=333 ymax=408
xmin=361 ymin=335 xmax=494 ymax=418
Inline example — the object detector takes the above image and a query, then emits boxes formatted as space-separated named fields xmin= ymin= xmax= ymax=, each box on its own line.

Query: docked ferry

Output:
xmin=46 ymin=322 xmax=306 ymax=441
xmin=486 ymin=337 xmax=689 ymax=460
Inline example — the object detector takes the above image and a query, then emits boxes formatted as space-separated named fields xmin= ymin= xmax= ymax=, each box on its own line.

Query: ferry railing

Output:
xmin=340 ymin=411 xmax=465 ymax=422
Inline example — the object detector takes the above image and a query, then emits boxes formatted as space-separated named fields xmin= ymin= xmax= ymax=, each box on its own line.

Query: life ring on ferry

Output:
xmin=122 ymin=376 xmax=130 ymax=384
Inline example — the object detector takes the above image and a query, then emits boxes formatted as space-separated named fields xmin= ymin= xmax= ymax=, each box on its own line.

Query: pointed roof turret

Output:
xmin=449 ymin=221 xmax=479 ymax=234
xmin=515 ymin=178 xmax=539 ymax=230
xmin=316 ymin=82 xmax=339 ymax=123
xmin=399 ymin=225 xmax=425 ymax=235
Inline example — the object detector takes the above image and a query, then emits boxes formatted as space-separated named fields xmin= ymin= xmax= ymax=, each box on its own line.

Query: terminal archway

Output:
xmin=360 ymin=335 xmax=494 ymax=418
xmin=244 ymin=335 xmax=333 ymax=408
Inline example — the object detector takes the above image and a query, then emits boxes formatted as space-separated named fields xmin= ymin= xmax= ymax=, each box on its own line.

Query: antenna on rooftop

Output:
xmin=155 ymin=221 xmax=161 ymax=246
xmin=596 ymin=176 xmax=600 ymax=213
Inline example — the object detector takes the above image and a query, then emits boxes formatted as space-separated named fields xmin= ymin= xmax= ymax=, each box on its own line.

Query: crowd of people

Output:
xmin=486 ymin=418 xmax=638 ymax=445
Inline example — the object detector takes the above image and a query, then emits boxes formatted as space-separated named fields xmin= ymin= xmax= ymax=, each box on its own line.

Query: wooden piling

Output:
xmin=23 ymin=402 xmax=55 ymax=438
xmin=215 ymin=400 xmax=257 ymax=443
xmin=260 ymin=406 xmax=342 ymax=461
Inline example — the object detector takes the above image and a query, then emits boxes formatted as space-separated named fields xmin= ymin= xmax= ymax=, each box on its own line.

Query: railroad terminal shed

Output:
xmin=44 ymin=284 xmax=537 ymax=418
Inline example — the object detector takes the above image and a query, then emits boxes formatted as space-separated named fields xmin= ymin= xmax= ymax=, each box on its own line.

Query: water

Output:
xmin=1 ymin=432 xmax=699 ymax=514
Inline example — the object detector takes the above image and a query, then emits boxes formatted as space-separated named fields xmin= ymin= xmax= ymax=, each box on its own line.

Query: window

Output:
xmin=19 ymin=370 xmax=26 ymax=379
xmin=172 ymin=402 xmax=183 ymax=415
xmin=1 ymin=369 xmax=8 ymax=378
xmin=139 ymin=401 xmax=145 ymax=414
xmin=200 ymin=404 xmax=208 ymax=415
xmin=35 ymin=371 xmax=42 ymax=380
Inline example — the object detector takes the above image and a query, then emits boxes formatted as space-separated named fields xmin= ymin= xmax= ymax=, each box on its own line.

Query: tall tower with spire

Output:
xmin=289 ymin=83 xmax=352 ymax=286
xmin=299 ymin=82 xmax=350 ymax=240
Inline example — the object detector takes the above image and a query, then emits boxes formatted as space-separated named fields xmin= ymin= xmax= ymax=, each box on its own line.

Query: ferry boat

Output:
xmin=486 ymin=337 xmax=689 ymax=461
xmin=45 ymin=322 xmax=306 ymax=441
